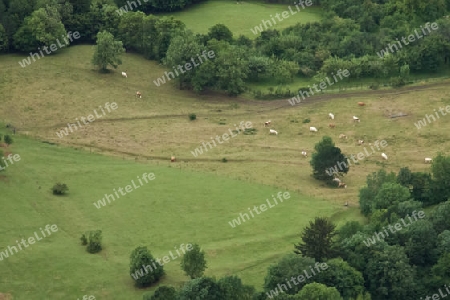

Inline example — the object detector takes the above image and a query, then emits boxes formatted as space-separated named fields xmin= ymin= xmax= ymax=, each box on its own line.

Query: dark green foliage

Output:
xmin=315 ymin=258 xmax=365 ymax=299
xmin=264 ymin=253 xmax=316 ymax=295
xmin=404 ymin=219 xmax=438 ymax=266
xmin=337 ymin=220 xmax=364 ymax=244
xmin=208 ymin=24 xmax=233 ymax=43
xmin=84 ymin=230 xmax=102 ymax=254
xmin=302 ymin=118 xmax=310 ymax=123
xmin=359 ymin=169 xmax=397 ymax=216
xmin=296 ymin=283 xmax=343 ymax=300
xmin=221 ymin=158 xmax=227 ymax=163
xmin=373 ymin=182 xmax=411 ymax=210
xmin=80 ymin=233 xmax=87 ymax=245
xmin=52 ymin=182 xmax=68 ymax=195
xmin=188 ymin=113 xmax=196 ymax=121
xmin=92 ymin=30 xmax=125 ymax=71
xmin=217 ymin=275 xmax=255 ymax=300
xmin=145 ymin=286 xmax=177 ymax=300
xmin=180 ymin=243 xmax=207 ymax=279
xmin=177 ymin=277 xmax=221 ymax=300
xmin=365 ymin=245 xmax=417 ymax=299
xmin=310 ymin=136 xmax=348 ymax=181
xmin=4 ymin=134 xmax=12 ymax=145
xmin=294 ymin=217 xmax=338 ymax=262
xmin=130 ymin=246 xmax=165 ymax=287
xmin=430 ymin=200 xmax=450 ymax=233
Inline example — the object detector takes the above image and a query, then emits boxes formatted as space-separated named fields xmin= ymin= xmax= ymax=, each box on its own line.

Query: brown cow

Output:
xmin=329 ymin=123 xmax=335 ymax=128
xmin=171 ymin=156 xmax=175 ymax=162
xmin=358 ymin=102 xmax=365 ymax=106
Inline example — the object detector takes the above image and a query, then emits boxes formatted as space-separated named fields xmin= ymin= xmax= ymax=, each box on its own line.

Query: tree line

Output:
xmin=1 ymin=0 xmax=449 ymax=96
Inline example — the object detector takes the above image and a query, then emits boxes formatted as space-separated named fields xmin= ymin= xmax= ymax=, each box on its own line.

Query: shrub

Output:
xmin=86 ymin=230 xmax=102 ymax=254
xmin=222 ymin=158 xmax=227 ymax=163
xmin=52 ymin=183 xmax=68 ymax=195
xmin=188 ymin=113 xmax=196 ymax=121
xmin=130 ymin=246 xmax=165 ymax=287
xmin=80 ymin=233 xmax=88 ymax=246
xmin=243 ymin=128 xmax=257 ymax=135
xmin=4 ymin=135 xmax=12 ymax=145
xmin=302 ymin=118 xmax=311 ymax=123
xmin=180 ymin=243 xmax=207 ymax=279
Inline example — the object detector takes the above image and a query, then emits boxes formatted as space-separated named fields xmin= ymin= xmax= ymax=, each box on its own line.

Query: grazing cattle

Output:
xmin=136 ymin=91 xmax=142 ymax=98
xmin=338 ymin=182 xmax=347 ymax=188
xmin=353 ymin=116 xmax=360 ymax=122
xmin=332 ymin=177 xmax=341 ymax=183
xmin=264 ymin=120 xmax=271 ymax=127
xmin=339 ymin=134 xmax=347 ymax=139
xmin=301 ymin=151 xmax=307 ymax=157
xmin=310 ymin=126 xmax=318 ymax=132
xmin=269 ymin=129 xmax=278 ymax=135
xmin=121 ymin=71 xmax=127 ymax=78
xmin=171 ymin=156 xmax=175 ymax=162
xmin=329 ymin=113 xmax=335 ymax=120
xmin=381 ymin=153 xmax=388 ymax=160
xmin=425 ymin=157 xmax=433 ymax=163
xmin=358 ymin=102 xmax=365 ymax=106
xmin=357 ymin=139 xmax=364 ymax=145
xmin=329 ymin=123 xmax=335 ymax=128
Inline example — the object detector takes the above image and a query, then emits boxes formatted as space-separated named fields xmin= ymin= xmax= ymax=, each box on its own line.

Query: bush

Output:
xmin=80 ymin=233 xmax=88 ymax=246
xmin=302 ymin=118 xmax=310 ymax=123
xmin=4 ymin=135 xmax=12 ymax=145
xmin=130 ymin=246 xmax=165 ymax=287
xmin=144 ymin=286 xmax=177 ymax=300
xmin=222 ymin=158 xmax=227 ymax=163
xmin=86 ymin=230 xmax=102 ymax=254
xmin=52 ymin=183 xmax=68 ymax=195
xmin=188 ymin=113 xmax=196 ymax=121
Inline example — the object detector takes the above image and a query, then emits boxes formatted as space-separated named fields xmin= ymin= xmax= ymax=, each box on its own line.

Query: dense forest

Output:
xmin=1 ymin=0 xmax=449 ymax=96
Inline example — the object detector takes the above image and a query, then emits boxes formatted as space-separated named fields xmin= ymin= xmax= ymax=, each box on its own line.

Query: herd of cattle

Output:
xmin=264 ymin=101 xmax=433 ymax=185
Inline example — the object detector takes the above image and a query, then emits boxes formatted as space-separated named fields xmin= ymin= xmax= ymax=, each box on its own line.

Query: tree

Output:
xmin=129 ymin=246 xmax=165 ymax=287
xmin=207 ymin=23 xmax=233 ymax=43
xmin=117 ymin=11 xmax=145 ymax=52
xmin=310 ymin=136 xmax=348 ymax=182
xmin=92 ymin=30 xmax=125 ymax=71
xmin=86 ymin=230 xmax=103 ymax=254
xmin=180 ymin=243 xmax=207 ymax=279
xmin=430 ymin=200 xmax=450 ymax=233
xmin=294 ymin=217 xmax=338 ymax=262
xmin=404 ymin=219 xmax=438 ymax=266
xmin=3 ymin=134 xmax=12 ymax=146
xmin=430 ymin=154 xmax=450 ymax=203
xmin=373 ymin=182 xmax=411 ymax=210
xmin=336 ymin=220 xmax=364 ymax=244
xmin=365 ymin=245 xmax=417 ymax=299
xmin=163 ymin=30 xmax=203 ymax=89
xmin=214 ymin=43 xmax=249 ymax=96
xmin=217 ymin=275 xmax=255 ymax=300
xmin=52 ymin=182 xmax=68 ymax=195
xmin=144 ymin=286 xmax=177 ymax=300
xmin=296 ymin=282 xmax=343 ymax=300
xmin=437 ymin=230 xmax=450 ymax=255
xmin=396 ymin=167 xmax=412 ymax=187
xmin=359 ymin=169 xmax=397 ymax=216
xmin=315 ymin=258 xmax=365 ymax=299
xmin=13 ymin=6 xmax=66 ymax=52
xmin=0 ymin=23 xmax=8 ymax=52
xmin=264 ymin=253 xmax=316 ymax=295
xmin=177 ymin=277 xmax=221 ymax=300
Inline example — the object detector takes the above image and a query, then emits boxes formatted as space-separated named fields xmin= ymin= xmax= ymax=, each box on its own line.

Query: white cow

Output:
xmin=269 ymin=129 xmax=278 ymax=135
xmin=310 ymin=126 xmax=318 ymax=132
xmin=357 ymin=139 xmax=364 ymax=145
xmin=332 ymin=177 xmax=341 ymax=183
xmin=425 ymin=157 xmax=433 ymax=163
xmin=301 ymin=151 xmax=307 ymax=157
xmin=339 ymin=134 xmax=347 ymax=139
xmin=353 ymin=116 xmax=360 ymax=122
xmin=381 ymin=153 xmax=388 ymax=160
xmin=121 ymin=71 xmax=127 ymax=78
xmin=329 ymin=113 xmax=334 ymax=120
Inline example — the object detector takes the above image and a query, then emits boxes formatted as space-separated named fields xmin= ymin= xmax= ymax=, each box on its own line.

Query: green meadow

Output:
xmin=160 ymin=0 xmax=323 ymax=38
xmin=0 ymin=133 xmax=348 ymax=299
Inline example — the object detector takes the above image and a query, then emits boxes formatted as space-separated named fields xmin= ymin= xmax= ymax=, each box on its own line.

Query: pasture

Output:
xmin=0 ymin=44 xmax=449 ymax=299
xmin=160 ymin=0 xmax=323 ymax=38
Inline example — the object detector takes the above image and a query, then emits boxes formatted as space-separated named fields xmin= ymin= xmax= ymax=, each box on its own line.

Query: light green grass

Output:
xmin=160 ymin=0 xmax=322 ymax=38
xmin=0 ymin=132 xmax=348 ymax=299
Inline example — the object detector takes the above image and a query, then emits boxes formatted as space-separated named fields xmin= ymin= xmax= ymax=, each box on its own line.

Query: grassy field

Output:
xmin=1 ymin=44 xmax=450 ymax=299
xmin=0 ymin=132 xmax=348 ymax=299
xmin=160 ymin=0 xmax=323 ymax=38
